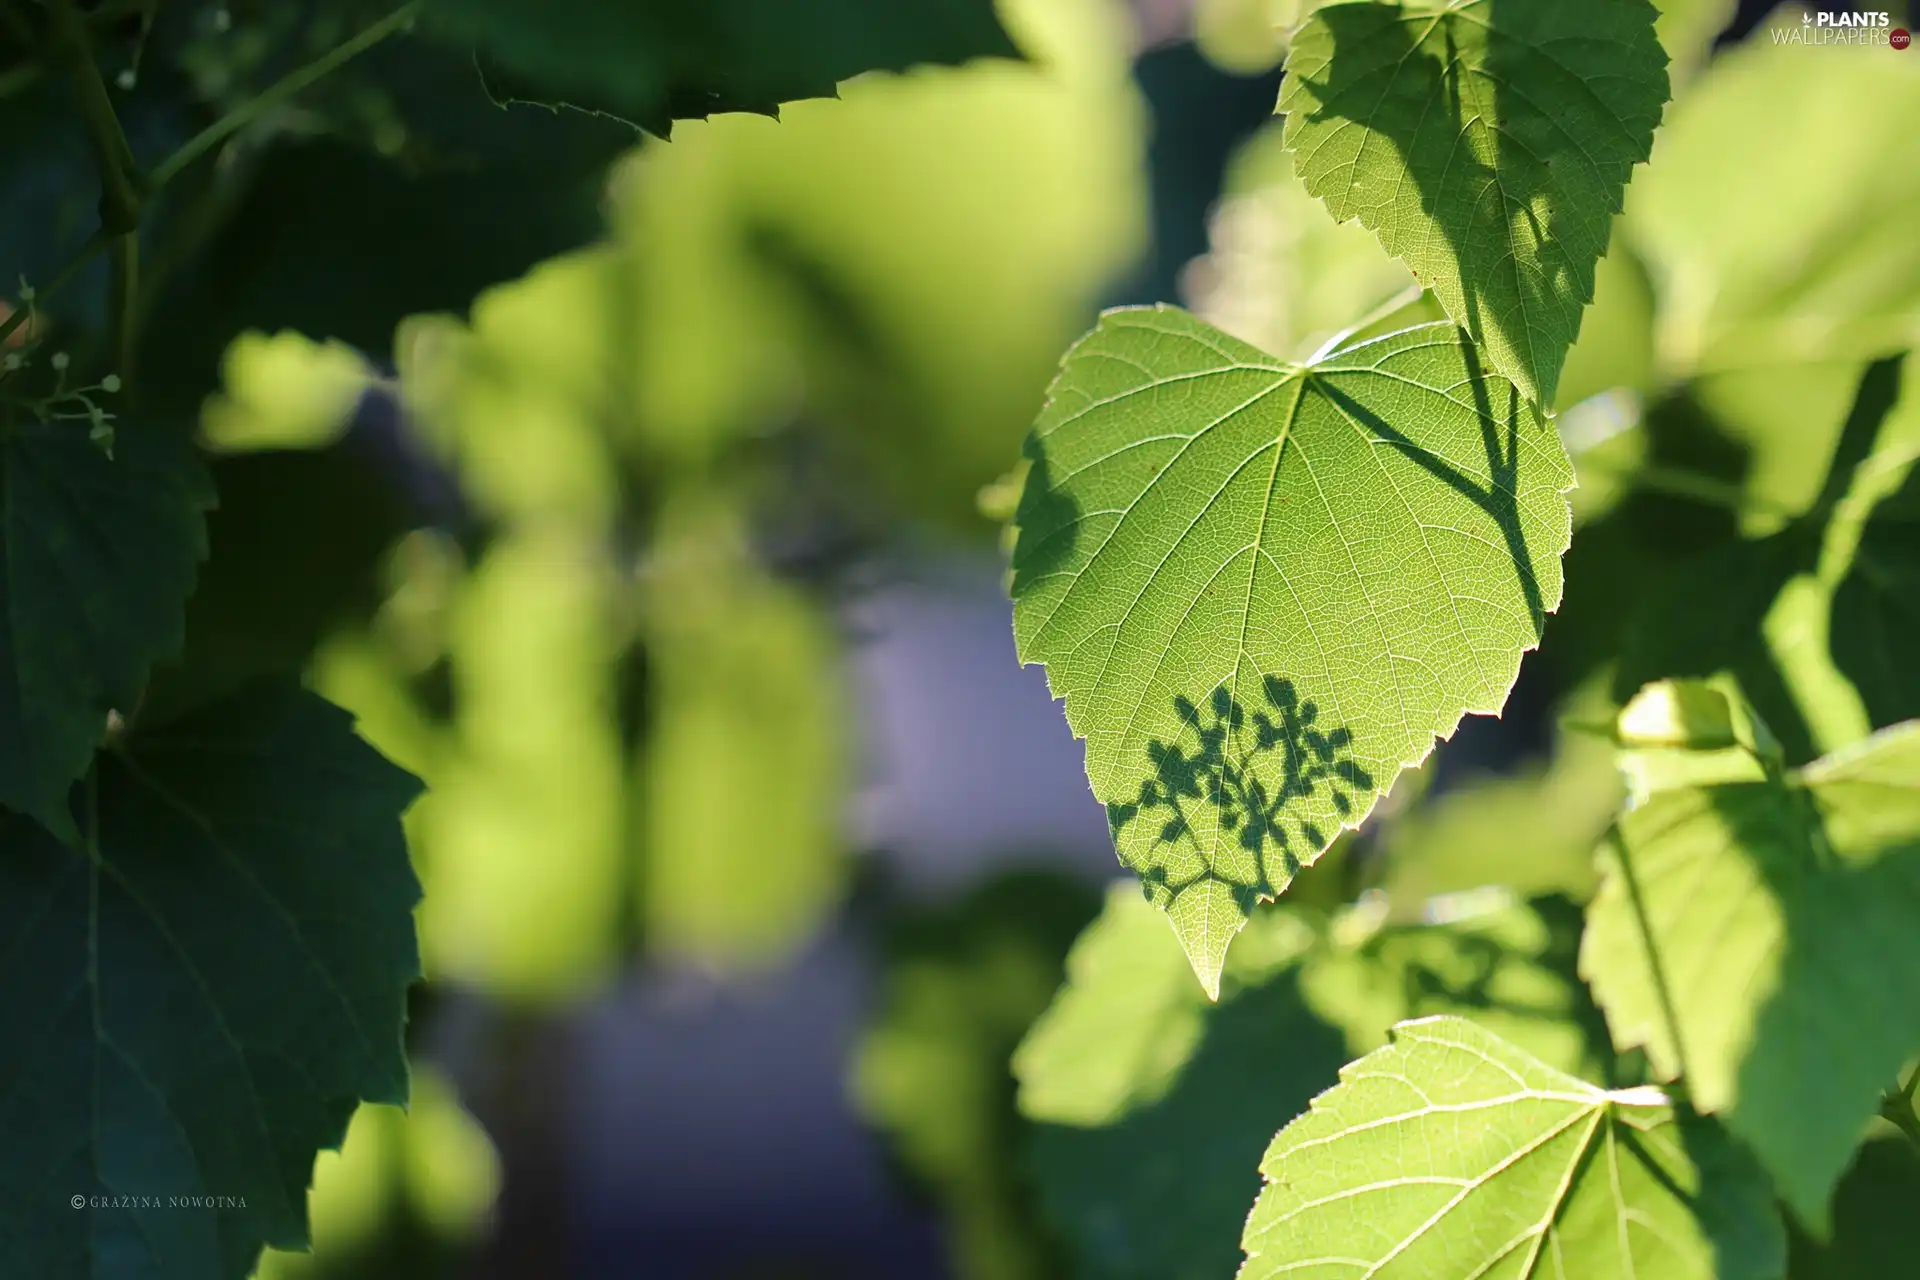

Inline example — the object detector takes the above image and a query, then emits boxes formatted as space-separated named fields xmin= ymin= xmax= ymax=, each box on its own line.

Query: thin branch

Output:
xmin=49 ymin=0 xmax=141 ymax=233
xmin=0 ymin=231 xmax=112 ymax=347
xmin=147 ymin=0 xmax=425 ymax=191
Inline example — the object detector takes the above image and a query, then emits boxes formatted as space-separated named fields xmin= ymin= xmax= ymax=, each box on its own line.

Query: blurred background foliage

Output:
xmin=7 ymin=0 xmax=1918 ymax=1275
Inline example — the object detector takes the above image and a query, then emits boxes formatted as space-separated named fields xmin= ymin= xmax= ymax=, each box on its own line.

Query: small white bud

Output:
xmin=16 ymin=284 xmax=33 ymax=302
xmin=212 ymin=8 xmax=232 ymax=33
xmin=50 ymin=351 xmax=69 ymax=371
xmin=2 ymin=353 xmax=20 ymax=372
xmin=100 ymin=373 xmax=122 ymax=393
xmin=115 ymin=69 xmax=137 ymax=90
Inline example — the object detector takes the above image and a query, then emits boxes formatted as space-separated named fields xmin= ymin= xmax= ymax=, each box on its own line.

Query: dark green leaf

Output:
xmin=0 ymin=421 xmax=211 ymax=839
xmin=0 ymin=683 xmax=423 ymax=1279
xmin=419 ymin=0 xmax=1022 ymax=136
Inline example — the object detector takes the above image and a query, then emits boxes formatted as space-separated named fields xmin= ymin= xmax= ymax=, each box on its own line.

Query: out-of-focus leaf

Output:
xmin=419 ymin=0 xmax=1022 ymax=136
xmin=1015 ymin=887 xmax=1612 ymax=1280
xmin=1238 ymin=1016 xmax=1784 ymax=1280
xmin=1787 ymin=1131 xmax=1920 ymax=1280
xmin=1182 ymin=122 xmax=1413 ymax=363
xmin=139 ymin=136 xmax=617 ymax=421
xmin=200 ymin=331 xmax=373 ymax=454
xmin=1581 ymin=714 xmax=1920 ymax=1229
xmin=1372 ymin=714 xmax=1621 ymax=909
xmin=1010 ymin=308 xmax=1572 ymax=993
xmin=254 ymin=1066 xmax=500 ymax=1278
xmin=1652 ymin=0 xmax=1736 ymax=87
xmin=0 ymin=684 xmax=421 ymax=1280
xmin=1301 ymin=893 xmax=1613 ymax=1079
xmin=1279 ymin=0 xmax=1669 ymax=405
xmin=637 ymin=490 xmax=848 ymax=967
xmin=853 ymin=870 xmax=1099 ymax=1280
xmin=0 ymin=419 xmax=211 ymax=838
xmin=1015 ymin=890 xmax=1337 ymax=1280
xmin=1617 ymin=355 xmax=1919 ymax=761
xmin=1193 ymin=0 xmax=1317 ymax=75
xmin=396 ymin=250 xmax=625 ymax=526
xmin=1627 ymin=31 xmax=1920 ymax=379
xmin=1554 ymin=237 xmax=1657 ymax=417
xmin=414 ymin=529 xmax=625 ymax=1003
xmin=605 ymin=0 xmax=1146 ymax=523
xmin=1611 ymin=678 xmax=1775 ymax=801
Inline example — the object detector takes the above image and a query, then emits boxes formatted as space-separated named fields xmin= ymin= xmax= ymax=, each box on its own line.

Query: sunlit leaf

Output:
xmin=1278 ymin=0 xmax=1669 ymax=405
xmin=1011 ymin=307 xmax=1573 ymax=993
xmin=1581 ymin=715 xmax=1920 ymax=1229
xmin=0 ymin=683 xmax=421 ymax=1279
xmin=1015 ymin=887 xmax=1610 ymax=1280
xmin=1626 ymin=29 xmax=1920 ymax=378
xmin=1238 ymin=1016 xmax=1784 ymax=1279
xmin=200 ymin=331 xmax=372 ymax=455
xmin=637 ymin=491 xmax=848 ymax=967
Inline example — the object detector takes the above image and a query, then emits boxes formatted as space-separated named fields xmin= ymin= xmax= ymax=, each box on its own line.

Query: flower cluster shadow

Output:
xmin=1108 ymin=675 xmax=1375 ymax=910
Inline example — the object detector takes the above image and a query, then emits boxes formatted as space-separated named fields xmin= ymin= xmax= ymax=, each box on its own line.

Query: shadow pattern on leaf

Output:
xmin=1108 ymin=676 xmax=1375 ymax=912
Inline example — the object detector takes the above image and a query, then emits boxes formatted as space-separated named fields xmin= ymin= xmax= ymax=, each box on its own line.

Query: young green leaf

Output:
xmin=0 ymin=683 xmax=422 ymax=1279
xmin=1581 ymin=718 xmax=1920 ymax=1231
xmin=1010 ymin=306 xmax=1573 ymax=993
xmin=1279 ymin=0 xmax=1669 ymax=405
xmin=421 ymin=0 xmax=1022 ymax=136
xmin=0 ymin=421 xmax=212 ymax=841
xmin=1015 ymin=888 xmax=1609 ymax=1280
xmin=1238 ymin=1016 xmax=1785 ymax=1280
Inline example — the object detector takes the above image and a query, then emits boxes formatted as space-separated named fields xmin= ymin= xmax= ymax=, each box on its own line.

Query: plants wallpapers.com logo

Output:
xmin=1771 ymin=10 xmax=1911 ymax=47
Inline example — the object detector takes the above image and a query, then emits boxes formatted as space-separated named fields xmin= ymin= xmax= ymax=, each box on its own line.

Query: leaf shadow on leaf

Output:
xmin=1107 ymin=675 xmax=1375 ymax=914
xmin=1007 ymin=448 xmax=1081 ymax=598
xmin=1314 ymin=337 xmax=1547 ymax=631
xmin=1613 ymin=355 xmax=1906 ymax=763
xmin=1831 ymin=401 xmax=1920 ymax=732
xmin=1296 ymin=0 xmax=1591 ymax=404
xmin=1713 ymin=781 xmax=1920 ymax=1227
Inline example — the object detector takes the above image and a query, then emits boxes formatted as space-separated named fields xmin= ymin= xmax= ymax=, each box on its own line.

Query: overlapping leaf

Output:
xmin=1238 ymin=1016 xmax=1784 ymax=1279
xmin=1010 ymin=307 xmax=1573 ymax=992
xmin=1581 ymin=717 xmax=1920 ymax=1229
xmin=0 ymin=683 xmax=422 ymax=1279
xmin=0 ymin=421 xmax=212 ymax=840
xmin=1014 ymin=887 xmax=1609 ymax=1280
xmin=420 ymin=0 xmax=1021 ymax=135
xmin=1279 ymin=0 xmax=1669 ymax=405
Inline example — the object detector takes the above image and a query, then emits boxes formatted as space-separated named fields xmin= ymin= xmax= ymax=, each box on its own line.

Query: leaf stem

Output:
xmin=49 ymin=0 xmax=143 ymax=389
xmin=1880 ymin=1069 xmax=1920 ymax=1153
xmin=146 ymin=0 xmax=426 ymax=191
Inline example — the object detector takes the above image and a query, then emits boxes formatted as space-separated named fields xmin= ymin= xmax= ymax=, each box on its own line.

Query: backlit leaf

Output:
xmin=1279 ymin=0 xmax=1669 ymax=404
xmin=1581 ymin=716 xmax=1920 ymax=1229
xmin=1238 ymin=1016 xmax=1783 ymax=1279
xmin=1010 ymin=306 xmax=1573 ymax=993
